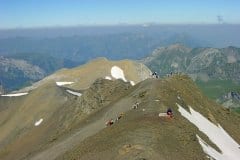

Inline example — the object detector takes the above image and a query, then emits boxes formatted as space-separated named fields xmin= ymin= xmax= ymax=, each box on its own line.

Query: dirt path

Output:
xmin=29 ymin=97 xmax=134 ymax=160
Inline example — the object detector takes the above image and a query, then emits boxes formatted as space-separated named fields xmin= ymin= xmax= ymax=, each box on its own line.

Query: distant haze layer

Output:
xmin=0 ymin=24 xmax=239 ymax=48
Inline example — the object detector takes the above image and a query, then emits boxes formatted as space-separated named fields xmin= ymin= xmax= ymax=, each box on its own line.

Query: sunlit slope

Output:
xmin=59 ymin=76 xmax=240 ymax=160
xmin=0 ymin=58 xmax=151 ymax=160
xmin=20 ymin=57 xmax=151 ymax=92
xmin=1 ymin=59 xmax=239 ymax=160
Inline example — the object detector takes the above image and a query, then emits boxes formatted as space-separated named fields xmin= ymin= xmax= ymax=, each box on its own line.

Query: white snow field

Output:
xmin=1 ymin=92 xmax=28 ymax=97
xmin=158 ymin=113 xmax=167 ymax=117
xmin=130 ymin=81 xmax=135 ymax=86
xmin=34 ymin=118 xmax=43 ymax=126
xmin=105 ymin=76 xmax=112 ymax=80
xmin=177 ymin=103 xmax=240 ymax=160
xmin=56 ymin=82 xmax=74 ymax=86
xmin=110 ymin=66 xmax=136 ymax=86
xmin=111 ymin=66 xmax=127 ymax=82
xmin=66 ymin=89 xmax=82 ymax=97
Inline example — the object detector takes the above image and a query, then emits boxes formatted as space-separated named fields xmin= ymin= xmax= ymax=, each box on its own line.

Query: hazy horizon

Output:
xmin=1 ymin=0 xmax=240 ymax=29
xmin=1 ymin=23 xmax=240 ymax=30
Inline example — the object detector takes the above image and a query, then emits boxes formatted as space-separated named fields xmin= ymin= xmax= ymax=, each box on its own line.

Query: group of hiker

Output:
xmin=132 ymin=100 xmax=174 ymax=119
xmin=151 ymin=71 xmax=175 ymax=79
xmin=152 ymin=72 xmax=159 ymax=78
xmin=105 ymin=112 xmax=124 ymax=126
xmin=105 ymin=101 xmax=174 ymax=126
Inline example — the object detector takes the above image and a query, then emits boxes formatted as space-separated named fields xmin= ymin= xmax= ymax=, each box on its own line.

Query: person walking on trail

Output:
xmin=106 ymin=119 xmax=114 ymax=126
xmin=116 ymin=112 xmax=124 ymax=121
xmin=166 ymin=108 xmax=173 ymax=118
xmin=152 ymin=72 xmax=159 ymax=78
xmin=132 ymin=102 xmax=139 ymax=109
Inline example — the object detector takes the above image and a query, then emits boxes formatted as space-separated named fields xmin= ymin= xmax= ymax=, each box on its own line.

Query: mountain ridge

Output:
xmin=0 ymin=59 xmax=240 ymax=160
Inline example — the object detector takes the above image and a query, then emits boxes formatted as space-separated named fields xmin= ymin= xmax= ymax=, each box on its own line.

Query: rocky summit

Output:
xmin=0 ymin=58 xmax=239 ymax=160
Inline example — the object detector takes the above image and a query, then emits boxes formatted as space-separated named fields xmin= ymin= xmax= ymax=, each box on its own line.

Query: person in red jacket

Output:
xmin=166 ymin=108 xmax=173 ymax=118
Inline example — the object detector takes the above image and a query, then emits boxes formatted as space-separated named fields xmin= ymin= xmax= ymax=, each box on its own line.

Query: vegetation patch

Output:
xmin=196 ymin=79 xmax=240 ymax=100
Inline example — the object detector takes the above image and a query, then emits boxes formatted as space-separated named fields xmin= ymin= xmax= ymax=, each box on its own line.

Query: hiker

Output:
xmin=116 ymin=116 xmax=121 ymax=121
xmin=116 ymin=112 xmax=124 ymax=121
xmin=132 ymin=102 xmax=139 ymax=109
xmin=105 ymin=119 xmax=114 ymax=126
xmin=152 ymin=72 xmax=157 ymax=76
xmin=152 ymin=72 xmax=159 ymax=78
xmin=166 ymin=108 xmax=173 ymax=118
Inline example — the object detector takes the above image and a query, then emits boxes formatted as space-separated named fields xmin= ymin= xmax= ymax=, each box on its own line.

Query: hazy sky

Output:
xmin=1 ymin=0 xmax=240 ymax=29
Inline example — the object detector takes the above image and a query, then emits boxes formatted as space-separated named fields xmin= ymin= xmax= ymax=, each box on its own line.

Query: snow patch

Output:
xmin=111 ymin=66 xmax=127 ymax=82
xmin=56 ymin=82 xmax=74 ymax=86
xmin=159 ymin=113 xmax=167 ymax=117
xmin=34 ymin=118 xmax=43 ymax=126
xmin=177 ymin=96 xmax=181 ymax=100
xmin=66 ymin=90 xmax=82 ymax=97
xmin=1 ymin=92 xmax=28 ymax=97
xmin=177 ymin=103 xmax=240 ymax=160
xmin=130 ymin=81 xmax=135 ymax=86
xmin=105 ymin=76 xmax=112 ymax=80
xmin=154 ymin=99 xmax=160 ymax=102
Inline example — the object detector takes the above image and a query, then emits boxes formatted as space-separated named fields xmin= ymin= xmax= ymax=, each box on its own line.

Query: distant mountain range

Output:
xmin=142 ymin=44 xmax=240 ymax=82
xmin=0 ymin=25 xmax=239 ymax=92
xmin=0 ymin=32 xmax=209 ymax=61
xmin=141 ymin=44 xmax=240 ymax=111
xmin=0 ymin=54 xmax=80 ymax=91
xmin=2 ymin=44 xmax=240 ymax=96
xmin=0 ymin=30 xmax=210 ymax=92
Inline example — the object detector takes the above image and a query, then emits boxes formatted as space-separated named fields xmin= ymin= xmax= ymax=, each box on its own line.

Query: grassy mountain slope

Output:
xmin=58 ymin=76 xmax=240 ymax=160
xmin=0 ymin=62 xmax=239 ymax=160
xmin=1 ymin=57 xmax=240 ymax=160
xmin=19 ymin=58 xmax=151 ymax=92
xmin=0 ymin=59 xmax=151 ymax=160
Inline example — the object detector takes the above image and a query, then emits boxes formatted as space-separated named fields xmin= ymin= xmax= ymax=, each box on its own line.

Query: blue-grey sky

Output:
xmin=1 ymin=0 xmax=240 ymax=29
